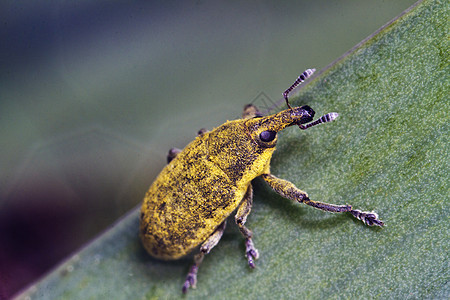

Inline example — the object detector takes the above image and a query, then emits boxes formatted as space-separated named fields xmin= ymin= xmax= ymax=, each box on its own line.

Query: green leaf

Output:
xmin=17 ymin=0 xmax=448 ymax=299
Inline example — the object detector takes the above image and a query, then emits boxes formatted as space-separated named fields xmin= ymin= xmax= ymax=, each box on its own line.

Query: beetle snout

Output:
xmin=245 ymin=106 xmax=316 ymax=137
xmin=294 ymin=105 xmax=315 ymax=125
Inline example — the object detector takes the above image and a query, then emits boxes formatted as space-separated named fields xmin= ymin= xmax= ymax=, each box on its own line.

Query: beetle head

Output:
xmin=245 ymin=106 xmax=315 ymax=148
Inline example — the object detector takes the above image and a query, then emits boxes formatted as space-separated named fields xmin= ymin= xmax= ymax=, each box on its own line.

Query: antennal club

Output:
xmin=299 ymin=112 xmax=339 ymax=130
xmin=283 ymin=68 xmax=316 ymax=109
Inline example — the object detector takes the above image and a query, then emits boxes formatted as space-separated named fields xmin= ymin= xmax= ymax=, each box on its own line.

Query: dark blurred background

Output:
xmin=0 ymin=1 xmax=416 ymax=298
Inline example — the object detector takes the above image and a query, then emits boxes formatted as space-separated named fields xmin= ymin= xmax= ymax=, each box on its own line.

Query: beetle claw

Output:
xmin=245 ymin=238 xmax=259 ymax=268
xmin=351 ymin=209 xmax=384 ymax=227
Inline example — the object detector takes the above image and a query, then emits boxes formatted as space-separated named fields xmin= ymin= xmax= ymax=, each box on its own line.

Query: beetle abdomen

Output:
xmin=140 ymin=136 xmax=244 ymax=259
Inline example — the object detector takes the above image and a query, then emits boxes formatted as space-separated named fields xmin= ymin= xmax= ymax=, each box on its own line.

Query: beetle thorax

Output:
xmin=205 ymin=119 xmax=275 ymax=184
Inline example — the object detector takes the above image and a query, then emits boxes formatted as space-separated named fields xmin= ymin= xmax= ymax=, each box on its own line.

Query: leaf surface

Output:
xmin=17 ymin=1 xmax=448 ymax=299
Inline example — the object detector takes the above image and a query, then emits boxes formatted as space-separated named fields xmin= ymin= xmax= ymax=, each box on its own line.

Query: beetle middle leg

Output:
xmin=182 ymin=220 xmax=227 ymax=293
xmin=261 ymin=173 xmax=384 ymax=226
xmin=235 ymin=184 xmax=259 ymax=268
xmin=167 ymin=130 xmax=209 ymax=163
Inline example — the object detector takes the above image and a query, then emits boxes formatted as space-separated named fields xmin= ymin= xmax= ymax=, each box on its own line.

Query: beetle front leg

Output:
xmin=182 ymin=220 xmax=227 ymax=293
xmin=261 ymin=173 xmax=384 ymax=227
xmin=235 ymin=184 xmax=259 ymax=268
xmin=242 ymin=104 xmax=263 ymax=119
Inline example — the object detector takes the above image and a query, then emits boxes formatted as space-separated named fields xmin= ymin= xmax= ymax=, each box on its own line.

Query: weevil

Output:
xmin=139 ymin=68 xmax=384 ymax=293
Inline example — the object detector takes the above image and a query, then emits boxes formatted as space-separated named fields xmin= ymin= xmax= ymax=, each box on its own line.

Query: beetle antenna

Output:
xmin=299 ymin=112 xmax=339 ymax=130
xmin=283 ymin=68 xmax=316 ymax=110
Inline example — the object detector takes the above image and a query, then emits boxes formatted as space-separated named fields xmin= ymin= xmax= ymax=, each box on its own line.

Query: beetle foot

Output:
xmin=351 ymin=209 xmax=384 ymax=227
xmin=182 ymin=265 xmax=198 ymax=294
xmin=245 ymin=238 xmax=259 ymax=268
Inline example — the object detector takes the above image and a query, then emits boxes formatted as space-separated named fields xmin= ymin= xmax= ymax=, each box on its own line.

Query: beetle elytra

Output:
xmin=139 ymin=68 xmax=384 ymax=293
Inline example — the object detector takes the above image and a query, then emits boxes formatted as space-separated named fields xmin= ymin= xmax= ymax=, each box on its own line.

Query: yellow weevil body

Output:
xmin=139 ymin=69 xmax=384 ymax=293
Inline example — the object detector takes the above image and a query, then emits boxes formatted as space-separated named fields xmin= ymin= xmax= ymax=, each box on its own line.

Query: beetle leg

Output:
xmin=235 ymin=184 xmax=259 ymax=268
xmin=182 ymin=220 xmax=227 ymax=293
xmin=168 ymin=127 xmax=209 ymax=164
xmin=261 ymin=173 xmax=384 ymax=227
xmin=197 ymin=128 xmax=209 ymax=135
xmin=167 ymin=148 xmax=181 ymax=163
xmin=242 ymin=104 xmax=263 ymax=119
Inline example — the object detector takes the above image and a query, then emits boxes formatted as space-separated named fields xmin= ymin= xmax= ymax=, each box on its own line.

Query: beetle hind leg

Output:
xmin=235 ymin=184 xmax=259 ymax=268
xmin=167 ymin=148 xmax=181 ymax=163
xmin=182 ymin=220 xmax=227 ymax=293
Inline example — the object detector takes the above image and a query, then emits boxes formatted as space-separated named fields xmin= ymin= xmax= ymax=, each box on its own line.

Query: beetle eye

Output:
xmin=259 ymin=130 xmax=277 ymax=142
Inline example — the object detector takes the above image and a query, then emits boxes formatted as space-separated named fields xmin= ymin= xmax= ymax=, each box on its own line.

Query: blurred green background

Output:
xmin=0 ymin=1 xmax=417 ymax=298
